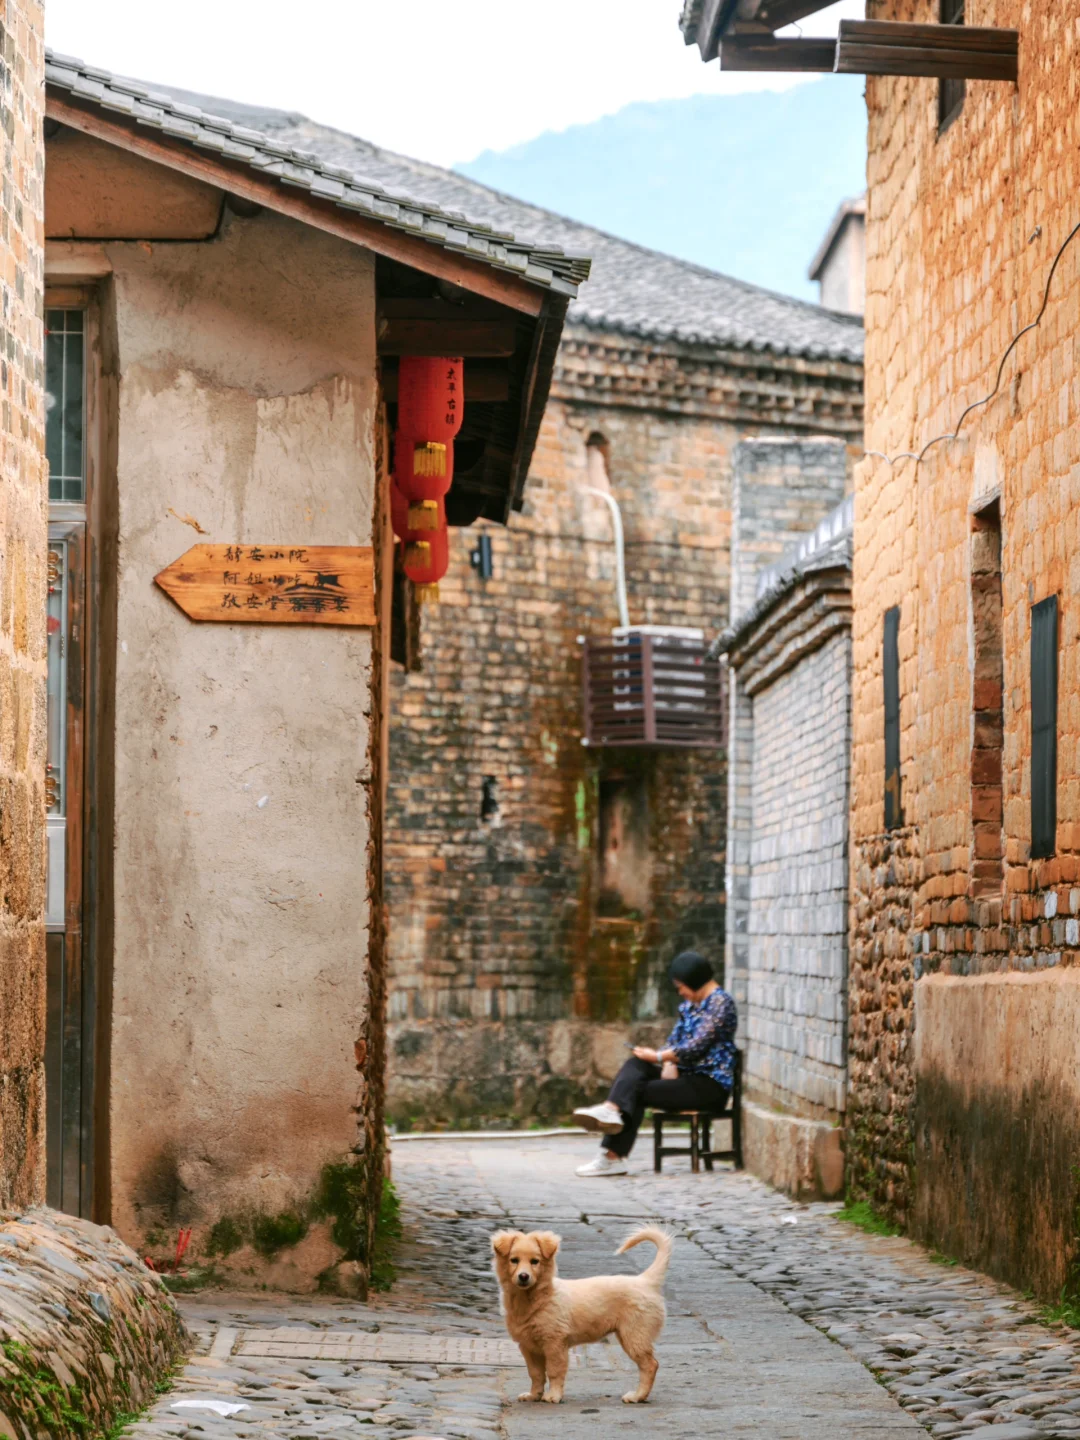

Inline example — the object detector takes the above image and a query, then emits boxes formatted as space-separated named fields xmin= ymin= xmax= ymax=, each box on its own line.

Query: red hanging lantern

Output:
xmin=391 ymin=483 xmax=440 ymax=541
xmin=392 ymin=483 xmax=449 ymax=603
xmin=394 ymin=355 xmax=464 ymax=503
xmin=402 ymin=524 xmax=448 ymax=601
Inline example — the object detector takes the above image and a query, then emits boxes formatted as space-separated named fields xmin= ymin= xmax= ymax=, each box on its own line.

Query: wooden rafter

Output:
xmin=835 ymin=20 xmax=1018 ymax=81
xmin=721 ymin=35 xmax=836 ymax=72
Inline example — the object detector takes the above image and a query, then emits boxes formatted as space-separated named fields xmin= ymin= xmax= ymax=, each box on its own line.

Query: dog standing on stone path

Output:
xmin=490 ymin=1226 xmax=673 ymax=1405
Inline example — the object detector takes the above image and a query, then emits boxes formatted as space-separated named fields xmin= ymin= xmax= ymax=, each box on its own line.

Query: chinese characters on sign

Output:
xmin=154 ymin=545 xmax=376 ymax=626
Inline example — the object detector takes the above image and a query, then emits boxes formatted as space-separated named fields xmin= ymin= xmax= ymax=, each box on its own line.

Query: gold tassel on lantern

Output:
xmin=413 ymin=441 xmax=447 ymax=477
xmin=413 ymin=582 xmax=440 ymax=604
xmin=405 ymin=541 xmax=432 ymax=567
xmin=407 ymin=499 xmax=439 ymax=531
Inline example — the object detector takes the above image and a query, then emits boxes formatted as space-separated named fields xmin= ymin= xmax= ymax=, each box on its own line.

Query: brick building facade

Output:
xmin=719 ymin=451 xmax=851 ymax=1197
xmin=370 ymin=178 xmax=864 ymax=1124
xmin=850 ymin=0 xmax=1080 ymax=1296
xmin=0 ymin=0 xmax=45 ymax=1208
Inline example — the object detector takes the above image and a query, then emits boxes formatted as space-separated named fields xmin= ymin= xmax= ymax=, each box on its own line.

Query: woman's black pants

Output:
xmin=603 ymin=1057 xmax=730 ymax=1159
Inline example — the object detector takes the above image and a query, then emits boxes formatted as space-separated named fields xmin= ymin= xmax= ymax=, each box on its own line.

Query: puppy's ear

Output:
xmin=491 ymin=1230 xmax=518 ymax=1257
xmin=534 ymin=1231 xmax=561 ymax=1259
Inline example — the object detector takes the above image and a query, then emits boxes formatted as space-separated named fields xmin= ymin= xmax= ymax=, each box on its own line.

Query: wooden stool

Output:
xmin=650 ymin=1051 xmax=743 ymax=1174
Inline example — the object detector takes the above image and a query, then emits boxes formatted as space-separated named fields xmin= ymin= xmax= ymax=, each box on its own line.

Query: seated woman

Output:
xmin=572 ymin=950 xmax=737 ymax=1178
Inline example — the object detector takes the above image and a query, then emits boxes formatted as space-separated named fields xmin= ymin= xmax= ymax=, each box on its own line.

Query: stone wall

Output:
xmin=0 ymin=0 xmax=45 ymax=1208
xmin=0 ymin=1208 xmax=185 ymax=1439
xmin=853 ymin=0 xmax=1080 ymax=1284
xmin=847 ymin=826 xmax=917 ymax=1225
xmin=386 ymin=333 xmax=863 ymax=1127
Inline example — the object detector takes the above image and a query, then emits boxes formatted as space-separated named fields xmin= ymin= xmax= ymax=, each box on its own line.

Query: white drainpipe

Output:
xmin=583 ymin=445 xmax=630 ymax=630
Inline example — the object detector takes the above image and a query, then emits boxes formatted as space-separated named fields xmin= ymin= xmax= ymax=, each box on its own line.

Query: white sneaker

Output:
xmin=572 ymin=1102 xmax=624 ymax=1134
xmin=576 ymin=1153 xmax=628 ymax=1178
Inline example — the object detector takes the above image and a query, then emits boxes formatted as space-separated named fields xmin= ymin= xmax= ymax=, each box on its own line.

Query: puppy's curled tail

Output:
xmin=616 ymin=1226 xmax=674 ymax=1287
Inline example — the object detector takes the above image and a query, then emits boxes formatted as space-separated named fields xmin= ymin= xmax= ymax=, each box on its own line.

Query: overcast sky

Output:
xmin=46 ymin=0 xmax=864 ymax=168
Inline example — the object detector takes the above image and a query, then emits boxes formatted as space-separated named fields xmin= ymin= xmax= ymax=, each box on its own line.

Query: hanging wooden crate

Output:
xmin=581 ymin=627 xmax=726 ymax=749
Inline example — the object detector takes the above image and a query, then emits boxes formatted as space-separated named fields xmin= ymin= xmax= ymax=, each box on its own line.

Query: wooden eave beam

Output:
xmin=376 ymin=298 xmax=518 ymax=356
xmin=45 ymin=92 xmax=547 ymax=317
xmin=835 ymin=20 xmax=1018 ymax=81
xmin=381 ymin=358 xmax=509 ymax=403
xmin=377 ymin=318 xmax=517 ymax=356
xmin=721 ymin=35 xmax=836 ymax=71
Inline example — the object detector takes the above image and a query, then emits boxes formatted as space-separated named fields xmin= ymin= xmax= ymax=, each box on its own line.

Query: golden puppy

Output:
xmin=490 ymin=1226 xmax=672 ymax=1405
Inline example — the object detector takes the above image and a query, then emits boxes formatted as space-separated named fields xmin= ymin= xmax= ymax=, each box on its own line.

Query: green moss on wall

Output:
xmin=250 ymin=1210 xmax=309 ymax=1260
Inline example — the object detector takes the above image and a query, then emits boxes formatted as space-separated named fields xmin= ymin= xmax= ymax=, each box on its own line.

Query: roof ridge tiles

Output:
xmin=43 ymin=48 xmax=592 ymax=300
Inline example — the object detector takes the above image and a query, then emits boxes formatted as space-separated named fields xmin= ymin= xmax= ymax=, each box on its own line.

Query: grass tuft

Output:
xmin=833 ymin=1199 xmax=902 ymax=1238
xmin=1041 ymin=1290 xmax=1080 ymax=1330
xmin=102 ymin=1410 xmax=140 ymax=1440
xmin=370 ymin=1179 xmax=402 ymax=1292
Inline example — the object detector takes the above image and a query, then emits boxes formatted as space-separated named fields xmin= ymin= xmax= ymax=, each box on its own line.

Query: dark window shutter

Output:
xmin=939 ymin=0 xmax=966 ymax=130
xmin=1030 ymin=596 xmax=1058 ymax=859
xmin=884 ymin=606 xmax=903 ymax=830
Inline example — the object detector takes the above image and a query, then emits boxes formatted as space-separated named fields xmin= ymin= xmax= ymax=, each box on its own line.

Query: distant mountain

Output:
xmin=456 ymin=79 xmax=866 ymax=305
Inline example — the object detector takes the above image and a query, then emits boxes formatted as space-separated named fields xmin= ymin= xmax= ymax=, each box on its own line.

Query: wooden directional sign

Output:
xmin=154 ymin=544 xmax=375 ymax=626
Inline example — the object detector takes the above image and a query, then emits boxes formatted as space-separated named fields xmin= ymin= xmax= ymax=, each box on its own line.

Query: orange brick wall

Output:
xmin=852 ymin=0 xmax=1080 ymax=1282
xmin=0 ymin=0 xmax=45 ymax=1207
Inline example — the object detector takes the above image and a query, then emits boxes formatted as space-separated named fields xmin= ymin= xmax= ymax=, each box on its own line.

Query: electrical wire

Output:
xmin=864 ymin=216 xmax=1080 ymax=469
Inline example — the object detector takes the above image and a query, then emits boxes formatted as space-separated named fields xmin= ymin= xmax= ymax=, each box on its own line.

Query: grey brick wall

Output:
xmin=748 ymin=630 xmax=851 ymax=1119
xmin=724 ymin=438 xmax=850 ymax=1036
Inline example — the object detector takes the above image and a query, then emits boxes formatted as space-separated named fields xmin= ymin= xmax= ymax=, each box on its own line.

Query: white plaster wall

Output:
xmin=819 ymin=218 xmax=866 ymax=317
xmin=104 ymin=212 xmax=377 ymax=1252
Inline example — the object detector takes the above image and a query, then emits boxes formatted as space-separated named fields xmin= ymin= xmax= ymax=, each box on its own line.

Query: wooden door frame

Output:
xmin=43 ymin=283 xmax=115 ymax=1222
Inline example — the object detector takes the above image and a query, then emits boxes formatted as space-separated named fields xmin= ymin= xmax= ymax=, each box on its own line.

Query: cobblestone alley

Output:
xmin=120 ymin=1134 xmax=1080 ymax=1440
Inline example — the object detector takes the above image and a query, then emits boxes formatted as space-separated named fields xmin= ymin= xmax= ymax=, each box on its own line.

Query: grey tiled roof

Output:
xmin=182 ymin=94 xmax=863 ymax=362
xmin=714 ymin=494 xmax=853 ymax=655
xmin=44 ymin=52 xmax=592 ymax=300
xmin=679 ymin=1 xmax=709 ymax=40
xmin=47 ymin=57 xmax=864 ymax=364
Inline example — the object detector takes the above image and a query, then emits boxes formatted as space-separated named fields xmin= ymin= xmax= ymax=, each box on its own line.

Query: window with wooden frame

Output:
xmin=1030 ymin=596 xmax=1059 ymax=860
xmin=938 ymin=0 xmax=966 ymax=131
xmin=884 ymin=606 xmax=903 ymax=830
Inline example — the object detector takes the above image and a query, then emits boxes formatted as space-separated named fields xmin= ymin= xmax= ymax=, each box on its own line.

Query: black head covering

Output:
xmin=669 ymin=950 xmax=714 ymax=991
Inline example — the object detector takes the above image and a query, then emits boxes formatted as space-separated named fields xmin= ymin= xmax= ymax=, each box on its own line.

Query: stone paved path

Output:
xmin=129 ymin=1134 xmax=1080 ymax=1439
